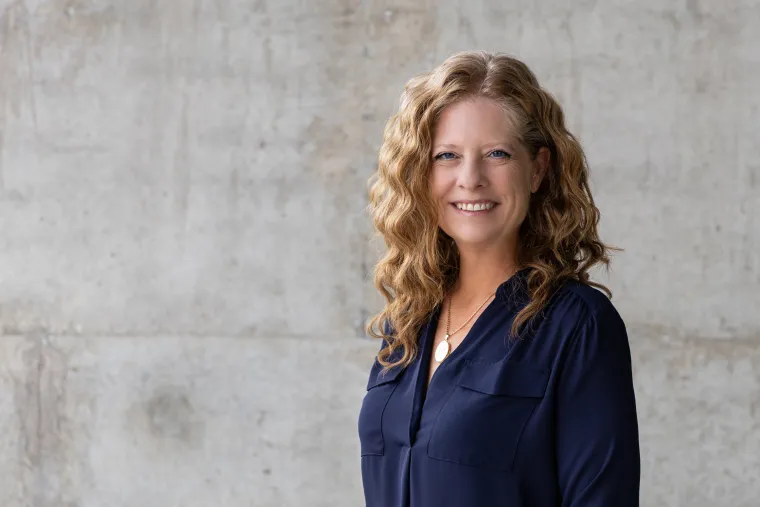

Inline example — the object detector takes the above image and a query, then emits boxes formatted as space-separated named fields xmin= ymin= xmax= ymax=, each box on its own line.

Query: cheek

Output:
xmin=496 ymin=169 xmax=531 ymax=198
xmin=498 ymin=174 xmax=532 ymax=220
xmin=429 ymin=173 xmax=449 ymax=203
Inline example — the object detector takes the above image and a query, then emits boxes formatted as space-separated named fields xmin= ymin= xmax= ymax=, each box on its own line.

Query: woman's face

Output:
xmin=429 ymin=96 xmax=547 ymax=250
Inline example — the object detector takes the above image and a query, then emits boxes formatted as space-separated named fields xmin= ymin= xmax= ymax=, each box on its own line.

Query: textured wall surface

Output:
xmin=0 ymin=0 xmax=758 ymax=506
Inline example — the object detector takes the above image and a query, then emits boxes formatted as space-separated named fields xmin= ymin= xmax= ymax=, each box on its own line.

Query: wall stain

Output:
xmin=0 ymin=0 xmax=38 ymax=191
xmin=685 ymin=0 xmax=706 ymax=23
xmin=34 ymin=0 xmax=121 ymax=83
xmin=127 ymin=385 xmax=205 ymax=453
xmin=146 ymin=390 xmax=200 ymax=443
xmin=11 ymin=331 xmax=88 ymax=505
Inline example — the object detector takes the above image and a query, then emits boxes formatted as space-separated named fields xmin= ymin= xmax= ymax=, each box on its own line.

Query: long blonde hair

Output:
xmin=365 ymin=50 xmax=617 ymax=371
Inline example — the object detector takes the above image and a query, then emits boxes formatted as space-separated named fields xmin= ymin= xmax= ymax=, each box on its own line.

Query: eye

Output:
xmin=489 ymin=149 xmax=512 ymax=159
xmin=434 ymin=152 xmax=457 ymax=161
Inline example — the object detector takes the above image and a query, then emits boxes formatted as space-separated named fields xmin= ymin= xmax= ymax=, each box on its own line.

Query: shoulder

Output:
xmin=521 ymin=278 xmax=629 ymax=365
xmin=546 ymin=280 xmax=631 ymax=367
xmin=548 ymin=278 xmax=625 ymax=329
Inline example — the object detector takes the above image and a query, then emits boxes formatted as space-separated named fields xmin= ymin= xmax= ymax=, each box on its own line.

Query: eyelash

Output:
xmin=433 ymin=149 xmax=512 ymax=161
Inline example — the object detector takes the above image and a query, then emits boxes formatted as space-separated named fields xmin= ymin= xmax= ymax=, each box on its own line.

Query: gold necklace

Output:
xmin=434 ymin=290 xmax=495 ymax=363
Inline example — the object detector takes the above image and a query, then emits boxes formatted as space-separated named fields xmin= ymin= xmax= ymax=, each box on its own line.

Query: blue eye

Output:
xmin=489 ymin=149 xmax=511 ymax=158
xmin=434 ymin=152 xmax=456 ymax=160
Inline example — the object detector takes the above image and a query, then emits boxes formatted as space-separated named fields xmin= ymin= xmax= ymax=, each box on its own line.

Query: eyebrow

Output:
xmin=432 ymin=142 xmax=515 ymax=151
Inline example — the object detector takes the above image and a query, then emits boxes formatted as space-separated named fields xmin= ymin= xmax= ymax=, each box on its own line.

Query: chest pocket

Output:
xmin=427 ymin=358 xmax=549 ymax=471
xmin=358 ymin=362 xmax=404 ymax=456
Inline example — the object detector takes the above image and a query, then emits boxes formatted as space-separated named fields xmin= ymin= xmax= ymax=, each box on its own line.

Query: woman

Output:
xmin=358 ymin=51 xmax=640 ymax=506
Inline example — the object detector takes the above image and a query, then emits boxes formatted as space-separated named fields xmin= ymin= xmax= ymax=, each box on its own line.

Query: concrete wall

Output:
xmin=0 ymin=0 xmax=757 ymax=505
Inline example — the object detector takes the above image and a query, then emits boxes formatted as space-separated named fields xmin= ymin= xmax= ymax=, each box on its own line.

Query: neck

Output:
xmin=451 ymin=239 xmax=521 ymax=305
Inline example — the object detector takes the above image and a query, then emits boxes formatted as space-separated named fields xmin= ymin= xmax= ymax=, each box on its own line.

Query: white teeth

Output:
xmin=455 ymin=202 xmax=494 ymax=211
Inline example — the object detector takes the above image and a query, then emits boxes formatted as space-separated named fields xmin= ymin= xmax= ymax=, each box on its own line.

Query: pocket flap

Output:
xmin=366 ymin=362 xmax=404 ymax=390
xmin=457 ymin=359 xmax=549 ymax=397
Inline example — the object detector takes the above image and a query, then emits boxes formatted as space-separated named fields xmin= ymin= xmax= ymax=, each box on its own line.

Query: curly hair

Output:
xmin=364 ymin=50 xmax=618 ymax=372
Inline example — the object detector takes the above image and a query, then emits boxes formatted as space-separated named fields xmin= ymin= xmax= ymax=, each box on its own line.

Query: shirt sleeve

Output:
xmin=556 ymin=303 xmax=641 ymax=506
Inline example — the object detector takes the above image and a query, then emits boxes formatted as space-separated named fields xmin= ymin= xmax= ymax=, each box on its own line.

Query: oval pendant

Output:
xmin=434 ymin=340 xmax=450 ymax=363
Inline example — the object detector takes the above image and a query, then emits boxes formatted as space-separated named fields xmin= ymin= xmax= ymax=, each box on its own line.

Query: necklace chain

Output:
xmin=433 ymin=289 xmax=496 ymax=364
xmin=445 ymin=290 xmax=495 ymax=340
xmin=435 ymin=269 xmax=521 ymax=364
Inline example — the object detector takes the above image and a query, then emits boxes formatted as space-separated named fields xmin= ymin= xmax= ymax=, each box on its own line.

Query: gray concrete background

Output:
xmin=0 ymin=0 xmax=757 ymax=505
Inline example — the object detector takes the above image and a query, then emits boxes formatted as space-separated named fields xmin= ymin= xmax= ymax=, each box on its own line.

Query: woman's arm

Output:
xmin=555 ymin=303 xmax=641 ymax=506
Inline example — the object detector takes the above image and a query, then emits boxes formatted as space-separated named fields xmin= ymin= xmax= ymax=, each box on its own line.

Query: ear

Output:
xmin=531 ymin=147 xmax=550 ymax=193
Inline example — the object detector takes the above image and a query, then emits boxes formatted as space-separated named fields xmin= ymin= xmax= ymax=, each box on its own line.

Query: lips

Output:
xmin=450 ymin=202 xmax=498 ymax=215
xmin=451 ymin=201 xmax=497 ymax=208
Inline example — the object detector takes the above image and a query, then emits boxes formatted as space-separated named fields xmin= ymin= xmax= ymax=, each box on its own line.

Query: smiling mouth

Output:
xmin=450 ymin=202 xmax=498 ymax=214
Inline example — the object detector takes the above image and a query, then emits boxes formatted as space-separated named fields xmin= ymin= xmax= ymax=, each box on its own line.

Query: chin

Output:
xmin=450 ymin=233 xmax=502 ymax=247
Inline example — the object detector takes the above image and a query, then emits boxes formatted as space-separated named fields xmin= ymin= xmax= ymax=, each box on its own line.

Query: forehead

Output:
xmin=432 ymin=96 xmax=520 ymax=145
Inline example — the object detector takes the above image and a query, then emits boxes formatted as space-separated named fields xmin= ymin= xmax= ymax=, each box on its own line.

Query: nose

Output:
xmin=456 ymin=156 xmax=486 ymax=190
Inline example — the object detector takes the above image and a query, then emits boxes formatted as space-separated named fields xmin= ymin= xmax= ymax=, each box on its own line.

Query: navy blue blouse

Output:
xmin=357 ymin=269 xmax=640 ymax=506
